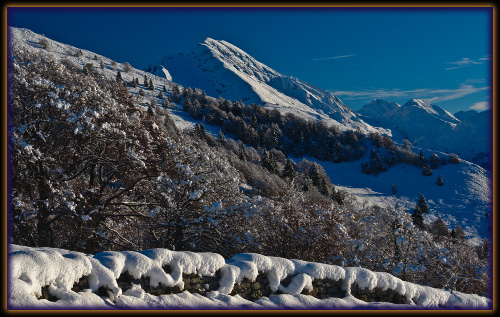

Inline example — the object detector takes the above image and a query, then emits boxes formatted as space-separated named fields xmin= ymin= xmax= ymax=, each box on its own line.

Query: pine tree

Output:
xmin=217 ymin=130 xmax=226 ymax=145
xmin=143 ymin=75 xmax=148 ymax=87
xmin=310 ymin=164 xmax=322 ymax=188
xmin=116 ymin=70 xmax=122 ymax=81
xmin=437 ymin=175 xmax=444 ymax=186
xmin=238 ymin=142 xmax=248 ymax=161
xmin=417 ymin=150 xmax=426 ymax=166
xmin=431 ymin=217 xmax=449 ymax=237
xmin=412 ymin=194 xmax=429 ymax=228
xmin=157 ymin=91 xmax=164 ymax=99
xmin=282 ymin=159 xmax=297 ymax=179
xmin=430 ymin=153 xmax=441 ymax=169
xmin=163 ymin=84 xmax=167 ymax=92
xmin=93 ymin=54 xmax=98 ymax=60
xmin=318 ymin=178 xmax=330 ymax=196
xmin=422 ymin=165 xmax=433 ymax=176
xmin=149 ymin=79 xmax=154 ymax=90
xmin=100 ymin=60 xmax=104 ymax=69
xmin=183 ymin=99 xmax=192 ymax=112
xmin=451 ymin=225 xmax=466 ymax=241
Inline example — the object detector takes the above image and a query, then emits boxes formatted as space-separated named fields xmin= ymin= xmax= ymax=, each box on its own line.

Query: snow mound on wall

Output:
xmin=8 ymin=245 xmax=490 ymax=309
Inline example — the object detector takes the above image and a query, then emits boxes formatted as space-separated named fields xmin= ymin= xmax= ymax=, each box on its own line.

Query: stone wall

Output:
xmin=43 ymin=265 xmax=408 ymax=305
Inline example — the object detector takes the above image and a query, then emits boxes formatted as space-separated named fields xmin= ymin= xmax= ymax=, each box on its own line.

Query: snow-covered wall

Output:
xmin=8 ymin=245 xmax=490 ymax=310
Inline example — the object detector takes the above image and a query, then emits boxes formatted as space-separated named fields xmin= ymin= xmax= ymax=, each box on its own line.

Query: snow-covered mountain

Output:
xmin=357 ymin=99 xmax=490 ymax=167
xmin=149 ymin=38 xmax=383 ymax=134
xmin=8 ymin=26 xmax=491 ymax=242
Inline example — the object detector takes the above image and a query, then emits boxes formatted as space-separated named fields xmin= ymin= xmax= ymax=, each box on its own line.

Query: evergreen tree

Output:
xmin=100 ymin=60 xmax=104 ymax=69
xmin=143 ymin=75 xmax=148 ymax=87
xmin=318 ymin=178 xmax=330 ymax=196
xmin=261 ymin=151 xmax=277 ymax=174
xmin=149 ymin=79 xmax=154 ymax=90
xmin=430 ymin=153 xmax=441 ymax=169
xmin=451 ymin=225 xmax=466 ymax=241
xmin=163 ymin=84 xmax=167 ymax=92
xmin=194 ymin=123 xmax=206 ymax=139
xmin=200 ymin=90 xmax=208 ymax=105
xmin=310 ymin=164 xmax=322 ymax=188
xmin=157 ymin=91 xmax=164 ymax=99
xmin=417 ymin=150 xmax=426 ymax=166
xmin=93 ymin=54 xmax=98 ymax=60
xmin=282 ymin=159 xmax=297 ymax=179
xmin=183 ymin=99 xmax=192 ymax=112
xmin=238 ymin=142 xmax=248 ymax=161
xmin=437 ymin=175 xmax=444 ymax=186
xmin=431 ymin=217 xmax=449 ymax=237
xmin=116 ymin=70 xmax=122 ymax=82
xmin=412 ymin=194 xmax=429 ymax=228
xmin=217 ymin=130 xmax=226 ymax=145
xmin=422 ymin=165 xmax=433 ymax=176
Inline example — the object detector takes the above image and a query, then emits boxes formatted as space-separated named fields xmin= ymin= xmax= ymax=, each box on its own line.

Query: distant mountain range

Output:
xmin=357 ymin=99 xmax=490 ymax=168
xmin=148 ymin=39 xmax=489 ymax=167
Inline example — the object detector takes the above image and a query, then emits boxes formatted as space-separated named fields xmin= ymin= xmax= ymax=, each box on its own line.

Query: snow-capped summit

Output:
xmin=357 ymin=99 xmax=401 ymax=120
xmin=151 ymin=38 xmax=382 ymax=133
xmin=356 ymin=98 xmax=489 ymax=167
xmin=401 ymin=99 xmax=460 ymax=124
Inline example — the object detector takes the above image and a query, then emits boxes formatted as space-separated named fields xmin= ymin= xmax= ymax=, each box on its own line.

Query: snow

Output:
xmin=154 ymin=37 xmax=388 ymax=134
xmin=357 ymin=98 xmax=489 ymax=165
xmin=8 ymin=245 xmax=490 ymax=309
xmin=293 ymin=148 xmax=490 ymax=243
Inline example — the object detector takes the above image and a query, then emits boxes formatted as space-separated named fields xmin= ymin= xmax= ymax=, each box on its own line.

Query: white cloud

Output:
xmin=313 ymin=54 xmax=354 ymax=61
xmin=331 ymin=83 xmax=490 ymax=104
xmin=470 ymin=101 xmax=490 ymax=111
xmin=445 ymin=56 xmax=489 ymax=70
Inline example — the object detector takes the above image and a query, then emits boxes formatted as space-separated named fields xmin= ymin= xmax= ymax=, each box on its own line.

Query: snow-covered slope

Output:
xmin=8 ymin=245 xmax=490 ymax=309
xmin=357 ymin=99 xmax=490 ymax=166
xmin=298 ymin=144 xmax=491 ymax=245
xmin=151 ymin=38 xmax=383 ymax=134
xmin=9 ymin=26 xmax=491 ymax=242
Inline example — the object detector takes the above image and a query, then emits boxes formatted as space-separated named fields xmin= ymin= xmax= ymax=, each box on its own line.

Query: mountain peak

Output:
xmin=156 ymin=38 xmax=382 ymax=133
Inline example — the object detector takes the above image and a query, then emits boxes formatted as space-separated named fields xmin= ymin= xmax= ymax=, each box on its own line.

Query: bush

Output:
xmin=39 ymin=37 xmax=50 ymax=50
xmin=422 ymin=165 xmax=433 ymax=176
xmin=448 ymin=153 xmax=460 ymax=164
xmin=123 ymin=62 xmax=133 ymax=73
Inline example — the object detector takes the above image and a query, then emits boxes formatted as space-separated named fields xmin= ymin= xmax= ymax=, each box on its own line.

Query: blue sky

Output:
xmin=8 ymin=7 xmax=492 ymax=113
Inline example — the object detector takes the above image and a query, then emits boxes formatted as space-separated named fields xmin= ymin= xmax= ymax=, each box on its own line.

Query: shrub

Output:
xmin=123 ymin=62 xmax=133 ymax=73
xmin=448 ymin=153 xmax=460 ymax=164
xmin=39 ymin=37 xmax=50 ymax=50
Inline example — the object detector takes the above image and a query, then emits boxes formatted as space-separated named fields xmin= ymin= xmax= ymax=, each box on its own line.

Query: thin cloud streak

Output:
xmin=331 ymin=84 xmax=490 ymax=104
xmin=313 ymin=54 xmax=354 ymax=61
xmin=445 ymin=56 xmax=489 ymax=70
